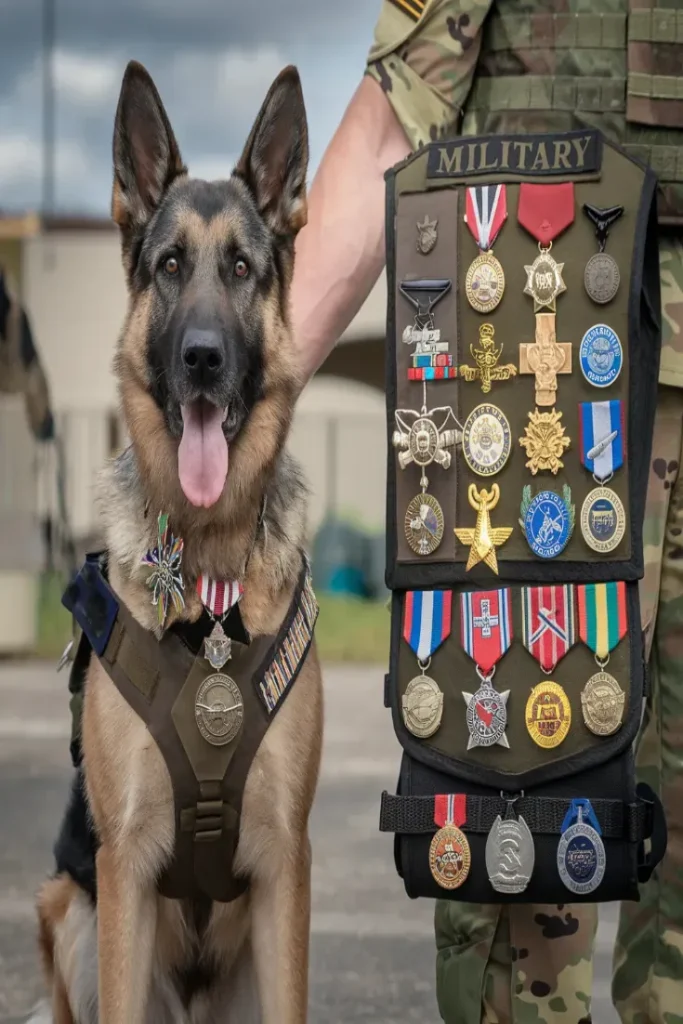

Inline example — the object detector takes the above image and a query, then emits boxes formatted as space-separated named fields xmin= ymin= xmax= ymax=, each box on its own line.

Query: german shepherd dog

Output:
xmin=34 ymin=61 xmax=322 ymax=1023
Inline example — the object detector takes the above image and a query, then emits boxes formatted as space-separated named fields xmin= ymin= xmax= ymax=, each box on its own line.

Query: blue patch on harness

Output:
xmin=62 ymin=554 xmax=119 ymax=657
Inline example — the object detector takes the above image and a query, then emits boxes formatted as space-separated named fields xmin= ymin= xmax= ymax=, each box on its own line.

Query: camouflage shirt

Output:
xmin=365 ymin=0 xmax=683 ymax=391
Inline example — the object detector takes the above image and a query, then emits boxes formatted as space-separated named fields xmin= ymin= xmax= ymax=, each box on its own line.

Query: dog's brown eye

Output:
xmin=235 ymin=259 xmax=249 ymax=278
xmin=164 ymin=256 xmax=179 ymax=276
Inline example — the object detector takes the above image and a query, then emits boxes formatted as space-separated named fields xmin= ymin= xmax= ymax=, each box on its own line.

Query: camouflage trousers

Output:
xmin=435 ymin=237 xmax=683 ymax=1023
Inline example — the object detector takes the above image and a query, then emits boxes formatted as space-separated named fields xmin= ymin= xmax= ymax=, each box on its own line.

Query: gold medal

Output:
xmin=465 ymin=251 xmax=505 ymax=314
xmin=525 ymin=681 xmax=571 ymax=749
xmin=429 ymin=824 xmax=471 ymax=890
xmin=454 ymin=482 xmax=513 ymax=574
xmin=581 ymin=487 xmax=626 ymax=553
xmin=519 ymin=312 xmax=572 ymax=407
xmin=459 ymin=323 xmax=517 ymax=394
xmin=405 ymin=492 xmax=444 ymax=556
xmin=462 ymin=404 xmax=511 ymax=477
xmin=581 ymin=671 xmax=625 ymax=736
xmin=402 ymin=673 xmax=444 ymax=738
xmin=519 ymin=408 xmax=571 ymax=475
xmin=523 ymin=247 xmax=566 ymax=313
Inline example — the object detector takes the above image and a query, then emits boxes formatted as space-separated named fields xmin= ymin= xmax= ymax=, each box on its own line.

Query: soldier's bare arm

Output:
xmin=291 ymin=0 xmax=493 ymax=382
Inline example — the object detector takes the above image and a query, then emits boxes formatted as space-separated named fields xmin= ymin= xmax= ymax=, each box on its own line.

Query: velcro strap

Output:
xmin=629 ymin=9 xmax=683 ymax=44
xmin=379 ymin=792 xmax=652 ymax=842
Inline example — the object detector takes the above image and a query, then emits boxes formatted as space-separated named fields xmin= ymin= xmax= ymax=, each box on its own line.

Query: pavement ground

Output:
xmin=0 ymin=661 xmax=619 ymax=1023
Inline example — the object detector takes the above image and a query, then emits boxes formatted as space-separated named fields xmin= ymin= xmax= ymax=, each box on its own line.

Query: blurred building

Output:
xmin=0 ymin=213 xmax=387 ymax=567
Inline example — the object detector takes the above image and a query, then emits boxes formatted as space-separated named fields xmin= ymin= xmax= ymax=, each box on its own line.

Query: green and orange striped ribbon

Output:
xmin=577 ymin=582 xmax=627 ymax=659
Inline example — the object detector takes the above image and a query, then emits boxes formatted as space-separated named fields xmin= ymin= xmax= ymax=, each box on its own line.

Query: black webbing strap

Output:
xmin=379 ymin=791 xmax=653 ymax=842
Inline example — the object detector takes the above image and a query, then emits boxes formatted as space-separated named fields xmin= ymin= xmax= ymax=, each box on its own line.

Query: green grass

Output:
xmin=34 ymin=573 xmax=390 ymax=665
xmin=315 ymin=593 xmax=390 ymax=663
xmin=36 ymin=571 xmax=73 ymax=661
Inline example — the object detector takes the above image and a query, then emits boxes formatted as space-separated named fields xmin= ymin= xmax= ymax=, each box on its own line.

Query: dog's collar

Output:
xmin=63 ymin=553 xmax=250 ymax=657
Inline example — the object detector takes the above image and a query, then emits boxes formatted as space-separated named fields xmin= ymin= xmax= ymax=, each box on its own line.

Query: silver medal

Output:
xmin=486 ymin=812 xmax=535 ymax=894
xmin=462 ymin=681 xmax=510 ymax=749
xmin=204 ymin=620 xmax=233 ymax=670
xmin=557 ymin=805 xmax=606 ymax=895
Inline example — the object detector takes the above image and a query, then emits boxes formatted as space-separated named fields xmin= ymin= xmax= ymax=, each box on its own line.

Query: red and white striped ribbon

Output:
xmin=196 ymin=576 xmax=243 ymax=618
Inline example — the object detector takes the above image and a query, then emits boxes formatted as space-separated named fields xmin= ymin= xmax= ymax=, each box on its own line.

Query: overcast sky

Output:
xmin=0 ymin=0 xmax=381 ymax=214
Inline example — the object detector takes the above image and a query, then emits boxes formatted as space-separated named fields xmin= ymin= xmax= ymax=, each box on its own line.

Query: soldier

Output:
xmin=290 ymin=2 xmax=683 ymax=1021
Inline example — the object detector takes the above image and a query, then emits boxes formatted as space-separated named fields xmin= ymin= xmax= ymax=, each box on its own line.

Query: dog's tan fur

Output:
xmin=36 ymin=62 xmax=322 ymax=1024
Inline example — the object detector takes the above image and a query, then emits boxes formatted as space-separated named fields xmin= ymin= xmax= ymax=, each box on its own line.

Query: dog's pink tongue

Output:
xmin=178 ymin=402 xmax=228 ymax=508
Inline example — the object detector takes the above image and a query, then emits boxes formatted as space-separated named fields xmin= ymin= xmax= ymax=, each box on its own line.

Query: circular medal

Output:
xmin=557 ymin=820 xmax=606 ymax=895
xmin=462 ymin=682 xmax=510 ymax=749
xmin=525 ymin=681 xmax=571 ymax=749
xmin=429 ymin=824 xmax=471 ymax=890
xmin=195 ymin=673 xmax=244 ymax=747
xmin=408 ymin=417 xmax=440 ymax=467
xmin=524 ymin=489 xmax=573 ymax=559
xmin=579 ymin=324 xmax=623 ymax=387
xmin=581 ymin=671 xmax=625 ymax=736
xmin=465 ymin=252 xmax=505 ymax=314
xmin=405 ymin=493 xmax=444 ymax=556
xmin=581 ymin=487 xmax=626 ymax=553
xmin=462 ymin=404 xmax=511 ymax=477
xmin=584 ymin=253 xmax=620 ymax=305
xmin=402 ymin=673 xmax=444 ymax=738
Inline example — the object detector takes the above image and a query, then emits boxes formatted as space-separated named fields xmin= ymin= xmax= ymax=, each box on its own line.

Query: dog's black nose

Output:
xmin=181 ymin=329 xmax=224 ymax=384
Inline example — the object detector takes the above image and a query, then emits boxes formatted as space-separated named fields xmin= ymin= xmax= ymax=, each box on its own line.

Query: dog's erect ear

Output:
xmin=111 ymin=61 xmax=186 ymax=238
xmin=235 ymin=66 xmax=309 ymax=237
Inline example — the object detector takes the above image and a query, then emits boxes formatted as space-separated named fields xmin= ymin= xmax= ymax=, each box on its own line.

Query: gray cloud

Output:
xmin=0 ymin=0 xmax=382 ymax=213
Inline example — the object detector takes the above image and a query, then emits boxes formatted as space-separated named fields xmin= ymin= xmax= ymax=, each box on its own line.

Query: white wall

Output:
xmin=22 ymin=231 xmax=126 ymax=410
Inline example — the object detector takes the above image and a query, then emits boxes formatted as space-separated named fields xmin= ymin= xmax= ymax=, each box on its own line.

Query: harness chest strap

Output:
xmin=68 ymin=557 xmax=317 ymax=903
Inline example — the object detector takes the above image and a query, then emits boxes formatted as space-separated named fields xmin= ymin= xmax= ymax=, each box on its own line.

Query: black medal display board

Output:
xmin=380 ymin=131 xmax=666 ymax=905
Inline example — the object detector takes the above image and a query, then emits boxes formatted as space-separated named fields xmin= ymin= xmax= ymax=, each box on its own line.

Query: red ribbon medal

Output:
xmin=521 ymin=585 xmax=576 ymax=674
xmin=430 ymin=794 xmax=471 ymax=889
xmin=518 ymin=183 xmax=575 ymax=246
xmin=518 ymin=183 xmax=575 ymax=312
xmin=460 ymin=588 xmax=513 ymax=677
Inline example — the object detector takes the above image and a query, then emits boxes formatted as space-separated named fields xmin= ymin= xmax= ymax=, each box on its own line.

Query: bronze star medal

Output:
xmin=519 ymin=409 xmax=571 ymax=475
xmin=454 ymin=483 xmax=513 ymax=574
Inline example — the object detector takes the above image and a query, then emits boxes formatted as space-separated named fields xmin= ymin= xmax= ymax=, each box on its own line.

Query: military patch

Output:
xmin=386 ymin=0 xmax=425 ymax=23
xmin=520 ymin=486 xmax=575 ymax=559
xmin=259 ymin=571 xmax=318 ymax=713
xmin=579 ymin=324 xmax=623 ymax=388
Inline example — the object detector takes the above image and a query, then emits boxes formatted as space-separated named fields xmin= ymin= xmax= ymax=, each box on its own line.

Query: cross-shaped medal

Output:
xmin=473 ymin=599 xmax=499 ymax=639
xmin=519 ymin=313 xmax=572 ymax=406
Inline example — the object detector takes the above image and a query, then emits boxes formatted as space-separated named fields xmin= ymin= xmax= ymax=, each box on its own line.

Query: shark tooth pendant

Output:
xmin=204 ymin=620 xmax=233 ymax=670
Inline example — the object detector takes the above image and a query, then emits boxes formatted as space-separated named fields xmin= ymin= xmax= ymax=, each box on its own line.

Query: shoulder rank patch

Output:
xmin=259 ymin=570 xmax=319 ymax=714
xmin=387 ymin=0 xmax=425 ymax=22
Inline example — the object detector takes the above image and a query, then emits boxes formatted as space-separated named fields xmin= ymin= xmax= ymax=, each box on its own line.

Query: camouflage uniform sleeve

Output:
xmin=365 ymin=0 xmax=494 ymax=151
